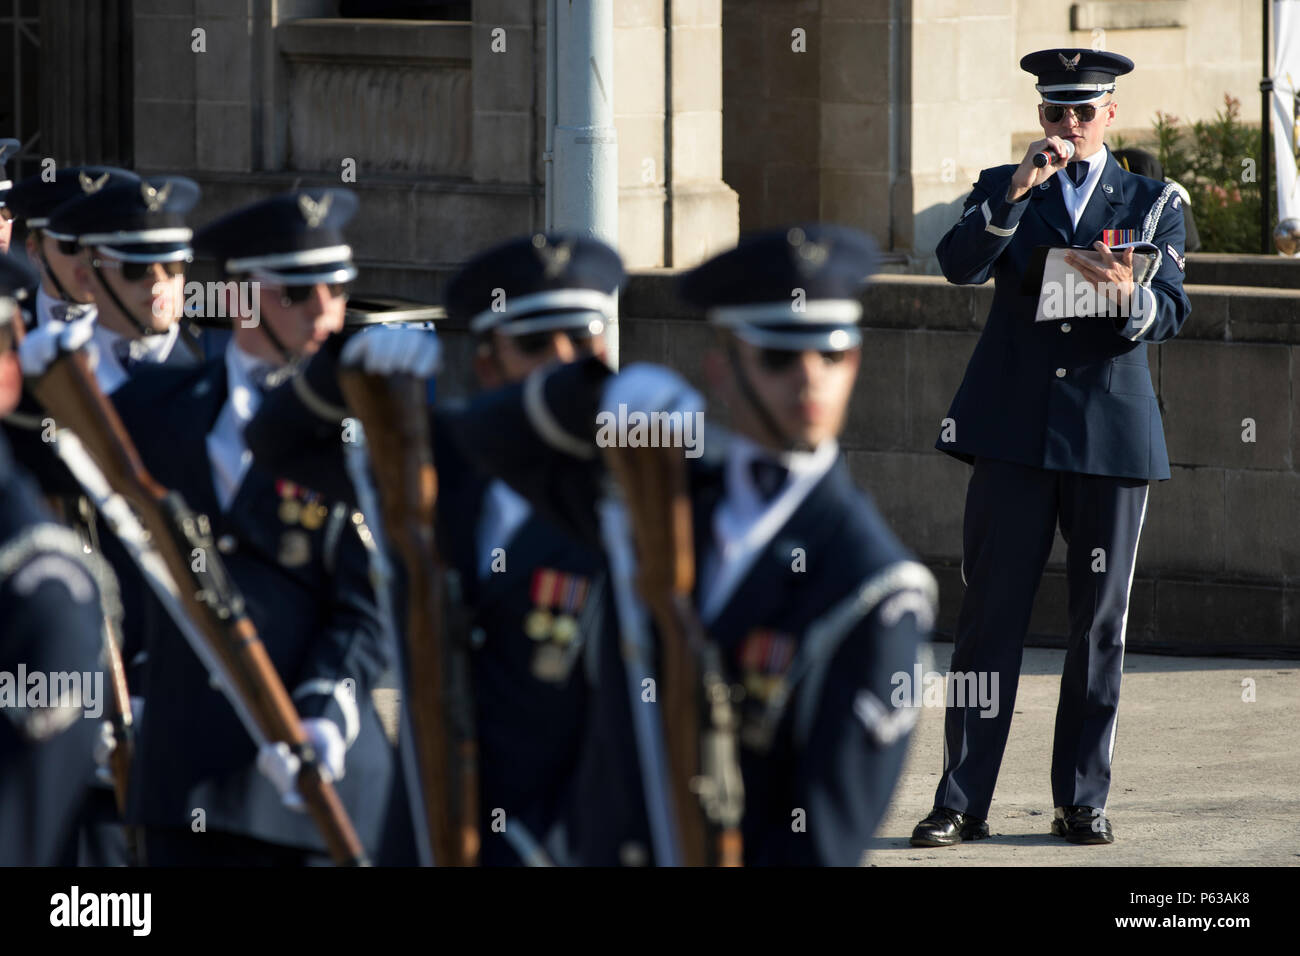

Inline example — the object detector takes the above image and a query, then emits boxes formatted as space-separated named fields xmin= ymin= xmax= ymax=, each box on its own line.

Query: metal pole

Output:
xmin=1263 ymin=0 xmax=1273 ymax=254
xmin=549 ymin=0 xmax=620 ymax=366
xmin=544 ymin=0 xmax=557 ymax=233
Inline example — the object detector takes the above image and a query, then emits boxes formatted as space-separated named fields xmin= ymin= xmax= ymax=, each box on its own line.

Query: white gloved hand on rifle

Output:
xmin=600 ymin=363 xmax=704 ymax=419
xmin=339 ymin=324 xmax=441 ymax=378
xmin=16 ymin=317 xmax=96 ymax=378
xmin=255 ymin=718 xmax=346 ymax=812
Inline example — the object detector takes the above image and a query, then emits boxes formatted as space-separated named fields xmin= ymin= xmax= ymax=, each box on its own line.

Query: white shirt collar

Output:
xmin=35 ymin=285 xmax=95 ymax=328
xmin=724 ymin=432 xmax=839 ymax=504
xmin=699 ymin=432 xmax=839 ymax=623
xmin=1060 ymin=145 xmax=1108 ymax=230
xmin=83 ymin=320 xmax=179 ymax=396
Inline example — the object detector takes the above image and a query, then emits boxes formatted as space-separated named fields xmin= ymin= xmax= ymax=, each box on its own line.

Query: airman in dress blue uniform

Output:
xmin=101 ymin=189 xmax=411 ymax=865
xmin=0 ymin=251 xmax=108 ymax=866
xmin=910 ymin=49 xmax=1190 ymax=848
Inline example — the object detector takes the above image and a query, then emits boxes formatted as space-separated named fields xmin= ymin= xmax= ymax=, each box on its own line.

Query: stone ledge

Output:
xmin=1186 ymin=253 xmax=1300 ymax=290
xmin=929 ymin=562 xmax=1300 ymax=658
xmin=1070 ymin=1 xmax=1187 ymax=31
xmin=277 ymin=18 xmax=471 ymax=64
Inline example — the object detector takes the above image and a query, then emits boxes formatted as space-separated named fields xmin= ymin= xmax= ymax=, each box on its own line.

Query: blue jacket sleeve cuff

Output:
xmin=1113 ymin=285 xmax=1157 ymax=341
xmin=979 ymin=185 xmax=1030 ymax=237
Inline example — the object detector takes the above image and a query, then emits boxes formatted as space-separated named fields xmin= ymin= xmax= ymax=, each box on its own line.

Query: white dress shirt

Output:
xmin=476 ymin=479 xmax=532 ymax=579
xmin=1059 ymin=145 xmax=1108 ymax=231
xmin=207 ymin=343 xmax=276 ymax=512
xmin=84 ymin=321 xmax=179 ymax=396
xmin=35 ymin=285 xmax=95 ymax=329
xmin=698 ymin=433 xmax=840 ymax=624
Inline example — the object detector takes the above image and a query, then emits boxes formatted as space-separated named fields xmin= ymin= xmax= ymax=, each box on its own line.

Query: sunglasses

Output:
xmin=1040 ymin=102 xmax=1111 ymax=124
xmin=757 ymin=348 xmax=850 ymax=373
xmin=275 ymin=282 xmax=349 ymax=306
xmin=97 ymin=258 xmax=186 ymax=281
xmin=512 ymin=327 xmax=597 ymax=356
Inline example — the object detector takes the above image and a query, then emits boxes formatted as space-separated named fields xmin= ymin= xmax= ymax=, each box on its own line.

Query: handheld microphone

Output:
xmin=1032 ymin=140 xmax=1075 ymax=168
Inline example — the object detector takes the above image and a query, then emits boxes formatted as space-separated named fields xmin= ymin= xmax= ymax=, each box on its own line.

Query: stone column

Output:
xmin=615 ymin=0 xmax=737 ymax=268
xmin=902 ymin=0 xmax=1016 ymax=270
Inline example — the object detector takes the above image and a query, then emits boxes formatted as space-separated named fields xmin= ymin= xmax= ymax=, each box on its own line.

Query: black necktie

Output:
xmin=112 ymin=340 xmax=141 ymax=374
xmin=1065 ymin=161 xmax=1090 ymax=187
xmin=749 ymin=457 xmax=789 ymax=503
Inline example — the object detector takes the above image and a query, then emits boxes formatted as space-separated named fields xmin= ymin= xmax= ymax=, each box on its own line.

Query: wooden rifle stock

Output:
xmin=337 ymin=369 xmax=475 ymax=866
xmin=603 ymin=443 xmax=744 ymax=867
xmin=101 ymin=622 xmax=133 ymax=812
xmin=28 ymin=351 xmax=370 ymax=867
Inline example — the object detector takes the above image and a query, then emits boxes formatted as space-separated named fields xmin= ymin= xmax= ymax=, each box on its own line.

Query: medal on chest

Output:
xmin=526 ymin=568 xmax=591 ymax=682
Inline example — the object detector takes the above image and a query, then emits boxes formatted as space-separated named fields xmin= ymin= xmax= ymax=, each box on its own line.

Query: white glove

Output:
xmin=17 ymin=317 xmax=95 ymax=377
xmin=255 ymin=718 xmax=347 ymax=811
xmin=601 ymin=363 xmax=704 ymax=418
xmin=93 ymin=720 xmax=117 ymax=787
xmin=339 ymin=324 xmax=441 ymax=377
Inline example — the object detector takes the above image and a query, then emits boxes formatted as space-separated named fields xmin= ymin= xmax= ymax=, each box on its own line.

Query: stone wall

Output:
xmin=422 ymin=270 xmax=1300 ymax=658
xmin=722 ymin=0 xmax=1268 ymax=266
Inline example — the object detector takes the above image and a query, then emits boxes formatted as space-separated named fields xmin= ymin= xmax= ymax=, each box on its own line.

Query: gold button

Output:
xmin=1060 ymin=322 xmax=1072 ymax=333
xmin=1056 ymin=367 xmax=1067 ymax=378
xmin=216 ymin=534 xmax=237 ymax=554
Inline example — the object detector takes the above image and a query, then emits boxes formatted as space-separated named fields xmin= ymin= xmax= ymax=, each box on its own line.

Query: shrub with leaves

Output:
xmin=1149 ymin=94 xmax=1275 ymax=253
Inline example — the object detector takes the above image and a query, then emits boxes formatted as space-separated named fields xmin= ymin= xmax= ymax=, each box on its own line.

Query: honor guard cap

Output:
xmin=447 ymin=232 xmax=624 ymax=337
xmin=193 ymin=188 xmax=359 ymax=285
xmin=1021 ymin=48 xmax=1134 ymax=104
xmin=679 ymin=224 xmax=879 ymax=352
xmin=0 ymin=251 xmax=37 ymax=325
xmin=6 ymin=166 xmax=141 ymax=231
xmin=0 ymin=139 xmax=20 ymax=205
xmin=48 ymin=175 xmax=198 ymax=262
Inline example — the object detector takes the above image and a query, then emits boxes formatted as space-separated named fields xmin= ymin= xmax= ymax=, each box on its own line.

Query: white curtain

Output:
xmin=1273 ymin=1 xmax=1300 ymax=223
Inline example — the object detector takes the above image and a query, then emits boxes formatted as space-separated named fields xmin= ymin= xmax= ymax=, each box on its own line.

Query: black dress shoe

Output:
xmin=1051 ymin=805 xmax=1114 ymax=844
xmin=909 ymin=807 xmax=990 ymax=847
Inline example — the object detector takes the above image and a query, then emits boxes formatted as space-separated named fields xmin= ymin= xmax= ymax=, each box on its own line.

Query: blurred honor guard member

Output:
xmin=912 ymin=49 xmax=1190 ymax=848
xmin=105 ymin=189 xmax=405 ymax=865
xmin=419 ymin=225 xmax=932 ymax=865
xmin=0 ymin=139 xmax=21 ymax=254
xmin=44 ymin=175 xmax=202 ymax=395
xmin=3 ymin=165 xmax=140 ymax=332
xmin=438 ymin=235 xmax=611 ymax=865
xmin=2 ymin=166 xmax=147 ymax=497
xmin=245 ymin=234 xmax=617 ymax=865
xmin=0 ymin=252 xmax=107 ymax=865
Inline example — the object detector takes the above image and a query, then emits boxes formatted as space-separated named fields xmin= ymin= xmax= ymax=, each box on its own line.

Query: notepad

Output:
xmin=1023 ymin=242 xmax=1161 ymax=323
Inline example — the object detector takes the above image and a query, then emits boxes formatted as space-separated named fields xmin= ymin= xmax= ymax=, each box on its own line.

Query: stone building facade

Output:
xmin=9 ymin=0 xmax=1268 ymax=290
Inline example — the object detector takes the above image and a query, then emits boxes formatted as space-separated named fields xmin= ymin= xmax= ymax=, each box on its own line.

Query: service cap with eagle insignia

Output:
xmin=0 ymin=138 xmax=20 ymax=206
xmin=47 ymin=175 xmax=198 ymax=262
xmin=1020 ymin=48 xmax=1134 ymax=104
xmin=446 ymin=231 xmax=624 ymax=338
xmin=678 ymin=223 xmax=879 ymax=351
xmin=193 ymin=188 xmax=359 ymax=286
xmin=4 ymin=165 xmax=140 ymax=231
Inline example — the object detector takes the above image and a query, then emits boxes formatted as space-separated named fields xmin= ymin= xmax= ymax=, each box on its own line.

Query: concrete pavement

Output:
xmin=871 ymin=644 xmax=1300 ymax=866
